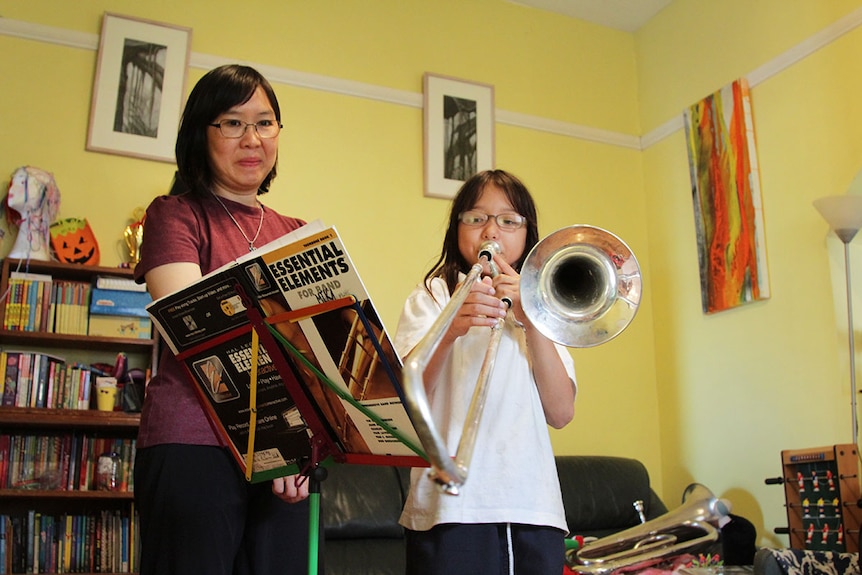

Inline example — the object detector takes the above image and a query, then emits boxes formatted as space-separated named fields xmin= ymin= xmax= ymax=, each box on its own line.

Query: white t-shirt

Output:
xmin=395 ymin=276 xmax=577 ymax=532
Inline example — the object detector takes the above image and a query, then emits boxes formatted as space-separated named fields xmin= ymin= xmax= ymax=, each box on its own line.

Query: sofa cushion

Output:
xmin=322 ymin=463 xmax=410 ymax=539
xmin=556 ymin=455 xmax=667 ymax=538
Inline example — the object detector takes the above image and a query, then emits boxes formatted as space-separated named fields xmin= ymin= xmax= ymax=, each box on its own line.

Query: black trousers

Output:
xmin=134 ymin=444 xmax=319 ymax=575
xmin=405 ymin=522 xmax=565 ymax=575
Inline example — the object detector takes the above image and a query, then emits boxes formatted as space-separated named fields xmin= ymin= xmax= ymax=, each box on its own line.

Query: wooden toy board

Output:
xmin=780 ymin=444 xmax=862 ymax=552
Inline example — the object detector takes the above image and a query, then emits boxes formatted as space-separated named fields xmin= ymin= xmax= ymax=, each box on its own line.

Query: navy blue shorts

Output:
xmin=405 ymin=522 xmax=565 ymax=575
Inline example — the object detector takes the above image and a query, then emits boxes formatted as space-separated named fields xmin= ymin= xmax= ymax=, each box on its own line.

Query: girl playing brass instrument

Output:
xmin=395 ymin=169 xmax=577 ymax=575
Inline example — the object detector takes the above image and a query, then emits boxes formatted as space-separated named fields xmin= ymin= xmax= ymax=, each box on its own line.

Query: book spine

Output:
xmin=63 ymin=514 xmax=72 ymax=573
xmin=1 ymin=277 xmax=17 ymax=330
xmin=60 ymin=433 xmax=72 ymax=491
xmin=25 ymin=510 xmax=34 ymax=575
xmin=38 ymin=279 xmax=52 ymax=332
xmin=13 ymin=514 xmax=24 ymax=573
xmin=26 ymin=279 xmax=39 ymax=332
xmin=0 ymin=514 xmax=7 ymax=575
xmin=0 ymin=434 xmax=9 ymax=489
xmin=33 ymin=512 xmax=42 ymax=574
xmin=48 ymin=281 xmax=58 ymax=333
xmin=1 ymin=352 xmax=18 ymax=407
xmin=45 ymin=357 xmax=57 ymax=409
xmin=19 ymin=280 xmax=31 ymax=332
xmin=29 ymin=353 xmax=43 ymax=408
xmin=14 ymin=353 xmax=32 ymax=408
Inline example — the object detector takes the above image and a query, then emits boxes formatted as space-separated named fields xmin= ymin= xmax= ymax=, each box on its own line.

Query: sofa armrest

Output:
xmin=556 ymin=455 xmax=667 ymax=539
xmin=753 ymin=548 xmax=783 ymax=575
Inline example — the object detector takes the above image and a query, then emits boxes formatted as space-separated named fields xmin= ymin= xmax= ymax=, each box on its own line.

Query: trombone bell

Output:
xmin=521 ymin=225 xmax=641 ymax=348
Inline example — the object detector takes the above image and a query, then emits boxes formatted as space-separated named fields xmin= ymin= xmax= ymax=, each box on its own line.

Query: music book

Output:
xmin=146 ymin=221 xmax=427 ymax=482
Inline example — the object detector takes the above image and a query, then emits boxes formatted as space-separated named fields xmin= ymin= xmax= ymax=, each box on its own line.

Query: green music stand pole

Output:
xmin=307 ymin=465 xmax=328 ymax=575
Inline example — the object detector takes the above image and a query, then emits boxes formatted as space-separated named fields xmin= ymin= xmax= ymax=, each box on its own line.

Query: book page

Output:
xmin=248 ymin=227 xmax=423 ymax=459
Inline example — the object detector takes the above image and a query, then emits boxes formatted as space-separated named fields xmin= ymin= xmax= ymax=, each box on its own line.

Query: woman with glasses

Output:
xmin=394 ymin=169 xmax=577 ymax=574
xmin=133 ymin=64 xmax=313 ymax=575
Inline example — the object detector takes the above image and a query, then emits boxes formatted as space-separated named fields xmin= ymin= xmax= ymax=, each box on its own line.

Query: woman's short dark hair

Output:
xmin=174 ymin=64 xmax=281 ymax=197
xmin=425 ymin=169 xmax=540 ymax=296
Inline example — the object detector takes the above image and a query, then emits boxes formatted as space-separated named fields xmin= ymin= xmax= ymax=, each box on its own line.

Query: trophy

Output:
xmin=124 ymin=208 xmax=145 ymax=267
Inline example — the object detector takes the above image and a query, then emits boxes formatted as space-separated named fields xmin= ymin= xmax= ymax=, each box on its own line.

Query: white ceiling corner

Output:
xmin=506 ymin=0 xmax=672 ymax=32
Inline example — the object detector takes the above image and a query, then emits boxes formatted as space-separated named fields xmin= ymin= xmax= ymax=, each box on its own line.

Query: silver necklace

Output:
xmin=212 ymin=193 xmax=265 ymax=251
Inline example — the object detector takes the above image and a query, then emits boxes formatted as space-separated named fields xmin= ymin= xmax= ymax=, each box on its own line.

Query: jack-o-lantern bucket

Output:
xmin=50 ymin=217 xmax=100 ymax=265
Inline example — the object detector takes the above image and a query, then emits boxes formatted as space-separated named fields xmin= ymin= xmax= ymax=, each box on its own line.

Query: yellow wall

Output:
xmin=638 ymin=0 xmax=862 ymax=547
xmin=5 ymin=0 xmax=862 ymax=548
xmin=0 ymin=0 xmax=661 ymax=493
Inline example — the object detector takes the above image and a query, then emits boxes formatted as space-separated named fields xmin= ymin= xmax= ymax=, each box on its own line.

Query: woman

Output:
xmin=134 ymin=64 xmax=312 ymax=575
xmin=395 ymin=169 xmax=577 ymax=574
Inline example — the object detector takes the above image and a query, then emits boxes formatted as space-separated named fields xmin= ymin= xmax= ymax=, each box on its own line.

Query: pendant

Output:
xmin=249 ymin=244 xmax=256 ymax=251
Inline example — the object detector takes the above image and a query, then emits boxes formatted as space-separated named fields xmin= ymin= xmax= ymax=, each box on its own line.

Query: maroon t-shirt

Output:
xmin=133 ymin=193 xmax=306 ymax=448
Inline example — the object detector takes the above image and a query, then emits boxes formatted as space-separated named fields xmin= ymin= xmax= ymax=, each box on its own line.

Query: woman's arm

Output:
xmin=144 ymin=262 xmax=204 ymax=300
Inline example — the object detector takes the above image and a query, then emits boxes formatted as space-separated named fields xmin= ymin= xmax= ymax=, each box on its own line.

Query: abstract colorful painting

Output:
xmin=683 ymin=78 xmax=769 ymax=314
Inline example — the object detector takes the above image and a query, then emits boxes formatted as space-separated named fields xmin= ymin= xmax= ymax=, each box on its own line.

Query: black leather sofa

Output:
xmin=320 ymin=455 xmax=667 ymax=575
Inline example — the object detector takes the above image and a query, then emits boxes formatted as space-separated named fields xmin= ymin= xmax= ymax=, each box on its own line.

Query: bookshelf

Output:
xmin=0 ymin=258 xmax=154 ymax=574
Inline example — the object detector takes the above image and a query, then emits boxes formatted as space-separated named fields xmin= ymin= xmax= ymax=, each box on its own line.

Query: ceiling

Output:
xmin=508 ymin=0 xmax=672 ymax=32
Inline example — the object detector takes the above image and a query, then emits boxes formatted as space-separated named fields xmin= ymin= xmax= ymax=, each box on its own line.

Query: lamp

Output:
xmin=814 ymin=195 xmax=862 ymax=445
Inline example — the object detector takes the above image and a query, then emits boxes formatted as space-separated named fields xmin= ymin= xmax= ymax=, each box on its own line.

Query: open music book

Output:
xmin=146 ymin=221 xmax=426 ymax=482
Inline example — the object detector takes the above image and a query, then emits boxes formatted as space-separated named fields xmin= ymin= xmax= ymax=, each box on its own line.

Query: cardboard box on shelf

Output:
xmin=87 ymin=314 xmax=152 ymax=339
xmin=89 ymin=288 xmax=152 ymax=317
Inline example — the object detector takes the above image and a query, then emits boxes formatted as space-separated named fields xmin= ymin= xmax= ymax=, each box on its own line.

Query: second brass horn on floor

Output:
xmin=568 ymin=483 xmax=729 ymax=575
xmin=402 ymin=225 xmax=642 ymax=494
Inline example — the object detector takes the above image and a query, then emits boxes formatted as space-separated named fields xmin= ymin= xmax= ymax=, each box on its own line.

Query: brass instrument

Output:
xmin=569 ymin=484 xmax=729 ymax=574
xmin=402 ymin=225 xmax=642 ymax=495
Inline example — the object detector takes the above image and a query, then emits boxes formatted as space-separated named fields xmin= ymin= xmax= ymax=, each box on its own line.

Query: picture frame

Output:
xmin=87 ymin=13 xmax=192 ymax=163
xmin=423 ymin=73 xmax=495 ymax=199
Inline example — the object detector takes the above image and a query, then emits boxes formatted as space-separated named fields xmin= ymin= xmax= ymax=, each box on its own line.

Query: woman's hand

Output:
xmin=272 ymin=475 xmax=310 ymax=503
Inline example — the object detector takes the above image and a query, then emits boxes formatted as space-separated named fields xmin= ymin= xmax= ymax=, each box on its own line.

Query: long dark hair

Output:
xmin=424 ymin=169 xmax=540 ymax=296
xmin=174 ymin=64 xmax=281 ymax=197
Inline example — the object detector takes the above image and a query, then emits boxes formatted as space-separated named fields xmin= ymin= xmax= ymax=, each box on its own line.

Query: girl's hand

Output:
xmin=491 ymin=255 xmax=526 ymax=324
xmin=445 ymin=276 xmax=507 ymax=341
xmin=272 ymin=475 xmax=310 ymax=503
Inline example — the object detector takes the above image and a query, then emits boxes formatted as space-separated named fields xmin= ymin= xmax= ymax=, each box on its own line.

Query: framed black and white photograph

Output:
xmin=423 ymin=73 xmax=495 ymax=199
xmin=87 ymin=13 xmax=192 ymax=163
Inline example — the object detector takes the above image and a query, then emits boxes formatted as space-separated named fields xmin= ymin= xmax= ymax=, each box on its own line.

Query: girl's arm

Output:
xmin=492 ymin=256 xmax=575 ymax=429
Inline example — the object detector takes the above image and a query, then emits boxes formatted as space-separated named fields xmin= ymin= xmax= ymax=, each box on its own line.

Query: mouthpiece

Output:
xmin=478 ymin=241 xmax=501 ymax=264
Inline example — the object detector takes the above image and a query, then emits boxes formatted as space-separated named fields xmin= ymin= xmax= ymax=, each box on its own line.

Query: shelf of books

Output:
xmin=0 ymin=258 xmax=151 ymax=574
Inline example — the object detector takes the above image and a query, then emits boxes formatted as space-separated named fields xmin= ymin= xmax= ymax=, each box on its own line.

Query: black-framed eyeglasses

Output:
xmin=209 ymin=119 xmax=282 ymax=139
xmin=458 ymin=210 xmax=526 ymax=231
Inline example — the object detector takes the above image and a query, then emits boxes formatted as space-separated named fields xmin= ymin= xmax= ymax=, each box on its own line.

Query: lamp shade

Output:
xmin=814 ymin=195 xmax=862 ymax=243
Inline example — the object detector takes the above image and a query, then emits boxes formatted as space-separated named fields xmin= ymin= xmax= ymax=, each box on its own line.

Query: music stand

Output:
xmin=240 ymin=289 xmax=426 ymax=575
